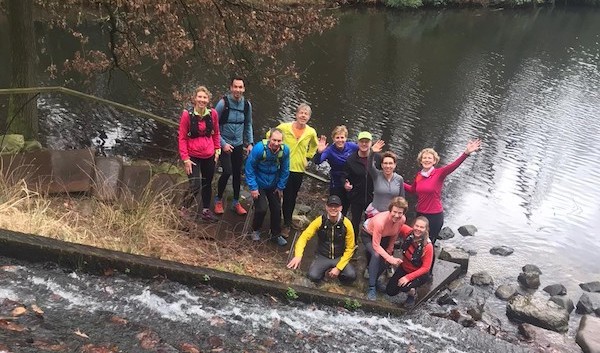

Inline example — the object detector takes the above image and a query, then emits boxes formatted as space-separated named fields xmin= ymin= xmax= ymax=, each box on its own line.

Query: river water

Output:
xmin=0 ymin=256 xmax=529 ymax=352
xmin=1 ymin=5 xmax=599 ymax=335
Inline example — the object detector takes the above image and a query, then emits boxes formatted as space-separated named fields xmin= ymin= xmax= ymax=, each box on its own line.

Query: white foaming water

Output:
xmin=129 ymin=288 xmax=211 ymax=322
xmin=0 ymin=288 xmax=18 ymax=301
xmin=29 ymin=275 xmax=104 ymax=310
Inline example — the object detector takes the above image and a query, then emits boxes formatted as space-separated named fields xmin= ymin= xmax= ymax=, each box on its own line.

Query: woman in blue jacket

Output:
xmin=313 ymin=125 xmax=358 ymax=215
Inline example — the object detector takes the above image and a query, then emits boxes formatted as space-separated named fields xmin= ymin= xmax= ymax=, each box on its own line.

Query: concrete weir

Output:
xmin=0 ymin=227 xmax=461 ymax=316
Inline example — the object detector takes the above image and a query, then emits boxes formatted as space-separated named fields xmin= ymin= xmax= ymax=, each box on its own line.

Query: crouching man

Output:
xmin=286 ymin=195 xmax=356 ymax=284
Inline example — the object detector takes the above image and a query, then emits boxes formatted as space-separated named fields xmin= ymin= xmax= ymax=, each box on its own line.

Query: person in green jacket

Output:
xmin=275 ymin=103 xmax=318 ymax=235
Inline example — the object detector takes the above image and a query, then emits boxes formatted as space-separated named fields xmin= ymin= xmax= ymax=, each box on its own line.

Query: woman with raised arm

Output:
xmin=404 ymin=139 xmax=481 ymax=246
xmin=313 ymin=125 xmax=358 ymax=215
xmin=365 ymin=139 xmax=405 ymax=218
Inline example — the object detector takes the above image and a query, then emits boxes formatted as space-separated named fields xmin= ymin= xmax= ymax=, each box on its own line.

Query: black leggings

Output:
xmin=183 ymin=156 xmax=215 ymax=210
xmin=282 ymin=172 xmax=304 ymax=226
xmin=217 ymin=145 xmax=244 ymax=200
xmin=417 ymin=211 xmax=443 ymax=271
xmin=252 ymin=188 xmax=282 ymax=235
xmin=348 ymin=201 xmax=367 ymax=243
xmin=386 ymin=267 xmax=429 ymax=296
xmin=417 ymin=212 xmax=444 ymax=245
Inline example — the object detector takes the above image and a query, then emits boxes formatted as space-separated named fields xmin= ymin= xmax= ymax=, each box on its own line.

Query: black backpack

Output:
xmin=187 ymin=108 xmax=213 ymax=138
xmin=219 ymin=96 xmax=250 ymax=126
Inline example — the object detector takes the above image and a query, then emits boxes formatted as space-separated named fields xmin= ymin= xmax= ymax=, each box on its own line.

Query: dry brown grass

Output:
xmin=0 ymin=168 xmax=304 ymax=284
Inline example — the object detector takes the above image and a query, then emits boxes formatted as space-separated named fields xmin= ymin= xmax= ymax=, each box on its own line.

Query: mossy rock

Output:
xmin=0 ymin=134 xmax=25 ymax=154
xmin=152 ymin=161 xmax=184 ymax=176
xmin=23 ymin=140 xmax=43 ymax=152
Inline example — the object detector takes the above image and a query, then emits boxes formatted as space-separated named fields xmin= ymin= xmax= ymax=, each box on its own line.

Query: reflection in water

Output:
xmin=1 ymin=8 xmax=599 ymax=297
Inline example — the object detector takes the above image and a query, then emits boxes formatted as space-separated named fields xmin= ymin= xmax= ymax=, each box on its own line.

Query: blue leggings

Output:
xmin=361 ymin=230 xmax=391 ymax=288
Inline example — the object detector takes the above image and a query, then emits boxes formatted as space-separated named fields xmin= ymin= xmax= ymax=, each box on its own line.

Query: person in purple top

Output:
xmin=313 ymin=125 xmax=358 ymax=215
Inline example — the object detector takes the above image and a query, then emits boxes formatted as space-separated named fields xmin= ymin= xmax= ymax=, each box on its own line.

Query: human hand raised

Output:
xmin=317 ymin=135 xmax=329 ymax=153
xmin=371 ymin=140 xmax=385 ymax=154
xmin=465 ymin=138 xmax=482 ymax=155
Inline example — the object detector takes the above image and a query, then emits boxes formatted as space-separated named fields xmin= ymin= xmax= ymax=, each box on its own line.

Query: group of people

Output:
xmin=178 ymin=77 xmax=481 ymax=303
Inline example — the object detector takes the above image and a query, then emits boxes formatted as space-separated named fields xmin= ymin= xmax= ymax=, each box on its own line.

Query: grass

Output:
xmin=0 ymin=163 xmax=304 ymax=284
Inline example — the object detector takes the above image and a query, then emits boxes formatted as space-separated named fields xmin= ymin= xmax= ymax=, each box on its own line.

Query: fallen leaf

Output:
xmin=31 ymin=304 xmax=44 ymax=317
xmin=74 ymin=329 xmax=89 ymax=339
xmin=0 ymin=319 xmax=26 ymax=332
xmin=11 ymin=306 xmax=27 ymax=317
xmin=109 ymin=316 xmax=128 ymax=325
xmin=207 ymin=335 xmax=223 ymax=348
xmin=209 ymin=316 xmax=225 ymax=327
xmin=180 ymin=343 xmax=200 ymax=353
xmin=136 ymin=330 xmax=159 ymax=349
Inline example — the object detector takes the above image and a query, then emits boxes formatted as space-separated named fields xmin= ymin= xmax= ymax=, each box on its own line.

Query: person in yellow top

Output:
xmin=286 ymin=195 xmax=356 ymax=285
xmin=275 ymin=103 xmax=318 ymax=234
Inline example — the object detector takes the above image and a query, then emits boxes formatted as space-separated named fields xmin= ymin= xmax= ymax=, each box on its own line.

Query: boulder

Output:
xmin=489 ymin=246 xmax=514 ymax=256
xmin=543 ymin=284 xmax=567 ymax=296
xmin=495 ymin=284 xmax=517 ymax=301
xmin=580 ymin=281 xmax=600 ymax=293
xmin=518 ymin=271 xmax=540 ymax=289
xmin=577 ymin=315 xmax=600 ymax=353
xmin=506 ymin=295 xmax=569 ymax=332
xmin=550 ymin=296 xmax=575 ymax=314
xmin=438 ymin=247 xmax=469 ymax=274
xmin=292 ymin=215 xmax=311 ymax=230
xmin=471 ymin=271 xmax=494 ymax=287
xmin=457 ymin=225 xmax=477 ymax=236
xmin=0 ymin=134 xmax=25 ymax=154
xmin=437 ymin=227 xmax=455 ymax=240
xmin=522 ymin=264 xmax=542 ymax=275
xmin=576 ymin=292 xmax=600 ymax=316
xmin=23 ymin=140 xmax=43 ymax=152
xmin=520 ymin=323 xmax=583 ymax=352
xmin=436 ymin=291 xmax=458 ymax=306
xmin=294 ymin=204 xmax=313 ymax=216
xmin=451 ymin=284 xmax=475 ymax=300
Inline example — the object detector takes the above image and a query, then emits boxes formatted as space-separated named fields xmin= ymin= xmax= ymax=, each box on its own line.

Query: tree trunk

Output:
xmin=6 ymin=0 xmax=38 ymax=140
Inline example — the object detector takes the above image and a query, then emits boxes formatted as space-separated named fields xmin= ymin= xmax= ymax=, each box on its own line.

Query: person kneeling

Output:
xmin=287 ymin=195 xmax=356 ymax=285
xmin=386 ymin=216 xmax=433 ymax=307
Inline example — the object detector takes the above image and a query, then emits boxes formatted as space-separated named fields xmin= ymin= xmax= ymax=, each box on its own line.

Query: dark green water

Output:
xmin=1 ymin=7 xmax=600 ymax=300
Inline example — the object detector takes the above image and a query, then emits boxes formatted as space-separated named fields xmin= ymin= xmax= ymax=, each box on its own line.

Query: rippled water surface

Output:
xmin=1 ymin=8 xmax=599 ymax=299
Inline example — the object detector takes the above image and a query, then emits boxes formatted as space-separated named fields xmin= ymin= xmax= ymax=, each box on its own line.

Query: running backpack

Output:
xmin=261 ymin=139 xmax=284 ymax=164
xmin=219 ymin=96 xmax=250 ymax=126
xmin=187 ymin=108 xmax=213 ymax=138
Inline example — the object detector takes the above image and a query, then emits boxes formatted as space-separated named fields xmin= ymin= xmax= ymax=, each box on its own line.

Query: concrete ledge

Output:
xmin=0 ymin=228 xmax=407 ymax=316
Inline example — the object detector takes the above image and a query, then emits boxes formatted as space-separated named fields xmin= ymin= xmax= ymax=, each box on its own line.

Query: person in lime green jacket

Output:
xmin=275 ymin=103 xmax=318 ymax=234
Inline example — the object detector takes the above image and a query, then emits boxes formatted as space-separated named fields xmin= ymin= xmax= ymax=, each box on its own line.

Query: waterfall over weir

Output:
xmin=0 ymin=256 xmax=528 ymax=353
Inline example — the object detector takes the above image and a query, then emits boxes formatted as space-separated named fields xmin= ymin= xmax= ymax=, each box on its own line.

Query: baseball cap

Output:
xmin=327 ymin=195 xmax=342 ymax=206
xmin=357 ymin=131 xmax=372 ymax=141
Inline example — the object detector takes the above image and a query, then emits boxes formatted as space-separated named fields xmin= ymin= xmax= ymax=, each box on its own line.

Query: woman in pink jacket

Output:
xmin=178 ymin=86 xmax=221 ymax=222
xmin=404 ymin=139 xmax=481 ymax=245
